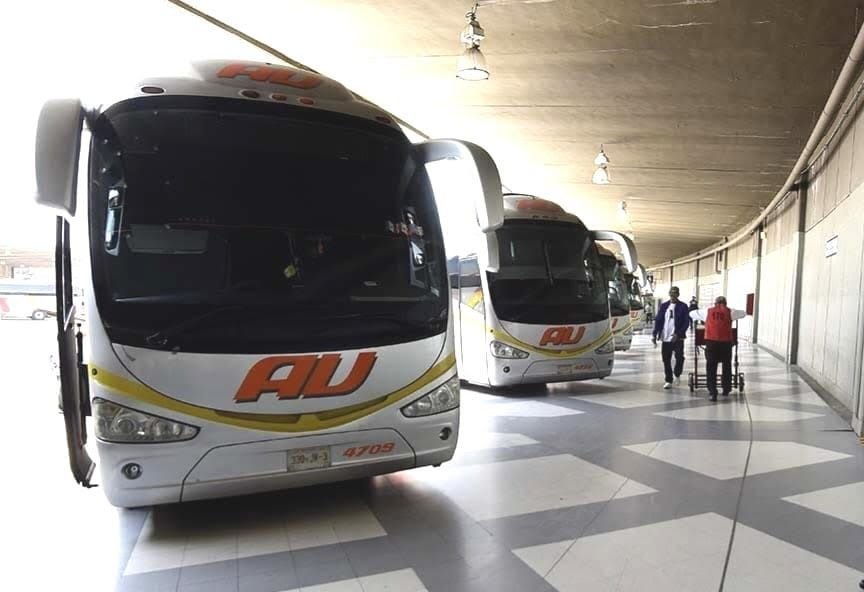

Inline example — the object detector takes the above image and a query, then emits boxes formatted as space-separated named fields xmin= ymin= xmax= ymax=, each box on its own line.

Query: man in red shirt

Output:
xmin=690 ymin=296 xmax=745 ymax=401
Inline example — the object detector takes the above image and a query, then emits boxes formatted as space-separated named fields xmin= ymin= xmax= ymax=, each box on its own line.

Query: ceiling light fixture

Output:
xmin=457 ymin=4 xmax=489 ymax=81
xmin=592 ymin=145 xmax=611 ymax=184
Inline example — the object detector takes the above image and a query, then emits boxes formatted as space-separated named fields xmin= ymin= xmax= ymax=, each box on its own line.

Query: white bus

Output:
xmin=448 ymin=194 xmax=637 ymax=387
xmin=597 ymin=248 xmax=633 ymax=352
xmin=628 ymin=266 xmax=648 ymax=332
xmin=35 ymin=60 xmax=504 ymax=507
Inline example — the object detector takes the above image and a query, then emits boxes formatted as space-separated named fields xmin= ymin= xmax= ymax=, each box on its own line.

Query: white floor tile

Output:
xmin=768 ymin=392 xmax=828 ymax=407
xmin=124 ymin=501 xmax=385 ymax=574
xmin=514 ymin=513 xmax=858 ymax=592
xmin=571 ymin=389 xmax=694 ymax=408
xmin=654 ymin=402 xmax=823 ymax=422
xmin=456 ymin=430 xmax=539 ymax=452
xmin=415 ymin=454 xmax=655 ymax=520
xmin=782 ymin=481 xmax=864 ymax=527
xmin=483 ymin=401 xmax=585 ymax=418
xmin=513 ymin=514 xmax=728 ymax=592
xmin=727 ymin=521 xmax=861 ymax=591
xmin=623 ymin=439 xmax=852 ymax=480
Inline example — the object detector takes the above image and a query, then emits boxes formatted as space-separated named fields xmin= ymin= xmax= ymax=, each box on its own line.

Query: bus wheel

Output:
xmin=31 ymin=310 xmax=47 ymax=321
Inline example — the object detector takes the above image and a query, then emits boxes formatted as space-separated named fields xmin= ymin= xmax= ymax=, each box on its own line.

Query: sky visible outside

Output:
xmin=1 ymin=1 xmax=269 ymax=249
xmin=1 ymin=0 xmax=480 ymax=256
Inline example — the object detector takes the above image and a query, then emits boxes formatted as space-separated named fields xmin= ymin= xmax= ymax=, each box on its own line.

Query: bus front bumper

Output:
xmin=96 ymin=411 xmax=458 ymax=507
xmin=487 ymin=354 xmax=614 ymax=387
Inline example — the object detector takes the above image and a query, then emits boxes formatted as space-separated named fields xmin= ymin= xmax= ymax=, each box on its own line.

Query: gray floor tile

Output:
xmin=290 ymin=543 xmax=347 ymax=569
xmin=295 ymin=558 xmax=356 ymax=588
xmin=179 ymin=577 xmax=239 ymax=592
xmin=179 ymin=559 xmax=238 ymax=586
xmin=116 ymin=569 xmax=180 ymax=592
xmin=239 ymin=571 xmax=299 ymax=592
xmin=237 ymin=551 xmax=294 ymax=578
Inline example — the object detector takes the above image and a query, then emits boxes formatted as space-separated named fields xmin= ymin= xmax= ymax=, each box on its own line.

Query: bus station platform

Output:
xmin=6 ymin=323 xmax=862 ymax=591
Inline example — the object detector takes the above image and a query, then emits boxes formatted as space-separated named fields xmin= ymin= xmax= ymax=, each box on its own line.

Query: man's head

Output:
xmin=669 ymin=286 xmax=680 ymax=302
xmin=715 ymin=296 xmax=727 ymax=306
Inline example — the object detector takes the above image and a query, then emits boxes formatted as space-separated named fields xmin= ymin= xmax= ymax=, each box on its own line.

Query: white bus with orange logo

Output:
xmin=448 ymin=194 xmax=637 ymax=387
xmin=597 ymin=247 xmax=633 ymax=352
xmin=35 ymin=60 xmax=504 ymax=507
xmin=628 ymin=266 xmax=648 ymax=333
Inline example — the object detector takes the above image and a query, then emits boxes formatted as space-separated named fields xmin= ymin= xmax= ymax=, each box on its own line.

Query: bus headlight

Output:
xmin=401 ymin=377 xmax=460 ymax=417
xmin=94 ymin=398 xmax=199 ymax=443
xmin=595 ymin=339 xmax=615 ymax=355
xmin=490 ymin=340 xmax=529 ymax=359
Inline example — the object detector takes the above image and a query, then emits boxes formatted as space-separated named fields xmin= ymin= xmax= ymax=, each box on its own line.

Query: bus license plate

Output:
xmin=287 ymin=446 xmax=331 ymax=472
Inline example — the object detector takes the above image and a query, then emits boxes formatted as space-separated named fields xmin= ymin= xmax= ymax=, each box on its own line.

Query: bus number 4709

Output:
xmin=343 ymin=442 xmax=396 ymax=458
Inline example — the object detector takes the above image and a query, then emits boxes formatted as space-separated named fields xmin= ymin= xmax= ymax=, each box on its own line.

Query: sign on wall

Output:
xmin=825 ymin=235 xmax=839 ymax=258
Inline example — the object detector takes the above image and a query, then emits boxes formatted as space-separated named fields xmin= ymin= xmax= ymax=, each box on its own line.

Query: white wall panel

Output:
xmin=797 ymin=183 xmax=864 ymax=412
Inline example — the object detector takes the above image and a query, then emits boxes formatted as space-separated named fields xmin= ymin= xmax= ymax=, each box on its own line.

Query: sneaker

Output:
xmin=674 ymin=376 xmax=681 ymax=386
xmin=663 ymin=382 xmax=672 ymax=390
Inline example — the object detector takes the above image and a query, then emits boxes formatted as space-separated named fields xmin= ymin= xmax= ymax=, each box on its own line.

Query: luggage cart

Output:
xmin=687 ymin=322 xmax=745 ymax=394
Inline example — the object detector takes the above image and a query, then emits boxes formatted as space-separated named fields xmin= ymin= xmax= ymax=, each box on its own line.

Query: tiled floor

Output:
xmin=4 ymin=322 xmax=863 ymax=591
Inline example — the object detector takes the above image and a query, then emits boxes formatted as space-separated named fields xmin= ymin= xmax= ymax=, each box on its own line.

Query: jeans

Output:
xmin=705 ymin=341 xmax=733 ymax=395
xmin=661 ymin=340 xmax=685 ymax=383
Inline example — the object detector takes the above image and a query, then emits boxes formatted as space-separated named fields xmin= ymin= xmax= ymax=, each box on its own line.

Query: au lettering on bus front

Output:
xmin=234 ymin=352 xmax=378 ymax=402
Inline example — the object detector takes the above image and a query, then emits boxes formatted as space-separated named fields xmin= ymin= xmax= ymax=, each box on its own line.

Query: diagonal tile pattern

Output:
xmin=514 ymin=513 xmax=862 ymax=592
xmin=782 ymin=481 xmax=864 ymax=527
xmin=654 ymin=402 xmax=824 ymax=422
xmin=9 ymin=326 xmax=858 ymax=592
xmin=411 ymin=454 xmax=657 ymax=521
xmin=623 ymin=439 xmax=852 ymax=480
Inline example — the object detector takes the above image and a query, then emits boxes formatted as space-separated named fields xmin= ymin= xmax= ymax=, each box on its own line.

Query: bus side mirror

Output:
xmin=592 ymin=231 xmax=638 ymax=274
xmin=416 ymin=139 xmax=504 ymax=269
xmin=35 ymin=99 xmax=84 ymax=217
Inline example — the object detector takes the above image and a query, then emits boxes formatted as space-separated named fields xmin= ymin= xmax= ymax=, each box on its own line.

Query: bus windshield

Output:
xmin=486 ymin=220 xmax=608 ymax=324
xmin=88 ymin=98 xmax=447 ymax=353
xmin=599 ymin=255 xmax=630 ymax=317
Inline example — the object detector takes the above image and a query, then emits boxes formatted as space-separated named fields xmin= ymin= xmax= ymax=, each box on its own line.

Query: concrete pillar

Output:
xmin=787 ymin=178 xmax=808 ymax=364
xmin=752 ymin=227 xmax=764 ymax=344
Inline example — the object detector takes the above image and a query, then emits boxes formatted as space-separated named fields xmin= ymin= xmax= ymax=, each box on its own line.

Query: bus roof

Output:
xmin=101 ymin=60 xmax=401 ymax=132
xmin=502 ymin=194 xmax=584 ymax=225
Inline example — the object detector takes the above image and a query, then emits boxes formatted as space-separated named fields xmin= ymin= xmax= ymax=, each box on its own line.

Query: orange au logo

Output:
xmin=217 ymin=63 xmax=323 ymax=90
xmin=235 ymin=353 xmax=377 ymax=403
xmin=539 ymin=326 xmax=586 ymax=347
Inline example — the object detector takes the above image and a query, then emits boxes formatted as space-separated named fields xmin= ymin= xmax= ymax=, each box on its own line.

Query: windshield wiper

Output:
xmin=145 ymin=305 xmax=243 ymax=349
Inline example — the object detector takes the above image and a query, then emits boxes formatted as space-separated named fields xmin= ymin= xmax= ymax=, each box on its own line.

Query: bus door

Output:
xmin=458 ymin=257 xmax=487 ymax=383
xmin=36 ymin=100 xmax=96 ymax=487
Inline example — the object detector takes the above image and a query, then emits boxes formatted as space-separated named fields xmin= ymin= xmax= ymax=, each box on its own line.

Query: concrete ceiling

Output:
xmin=204 ymin=0 xmax=861 ymax=264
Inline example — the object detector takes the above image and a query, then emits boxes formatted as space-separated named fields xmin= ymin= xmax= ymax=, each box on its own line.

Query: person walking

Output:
xmin=690 ymin=296 xmax=746 ymax=401
xmin=652 ymin=286 xmax=690 ymax=389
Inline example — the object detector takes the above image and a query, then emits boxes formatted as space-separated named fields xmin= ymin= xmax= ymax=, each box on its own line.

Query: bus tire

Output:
xmin=31 ymin=310 xmax=47 ymax=321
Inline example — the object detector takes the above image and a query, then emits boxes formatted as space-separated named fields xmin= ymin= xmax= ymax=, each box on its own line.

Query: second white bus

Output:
xmin=449 ymin=194 xmax=637 ymax=387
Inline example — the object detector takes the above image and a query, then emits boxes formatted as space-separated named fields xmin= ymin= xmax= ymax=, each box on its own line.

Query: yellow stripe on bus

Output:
xmin=91 ymin=354 xmax=456 ymax=433
xmin=490 ymin=327 xmax=613 ymax=358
